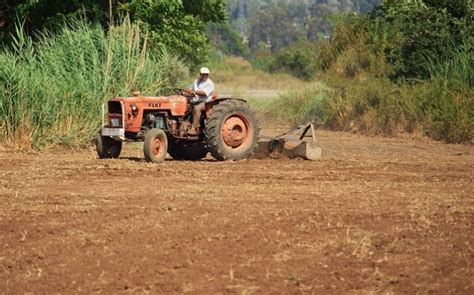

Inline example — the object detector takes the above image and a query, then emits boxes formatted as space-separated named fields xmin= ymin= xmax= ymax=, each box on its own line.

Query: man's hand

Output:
xmin=193 ymin=89 xmax=206 ymax=96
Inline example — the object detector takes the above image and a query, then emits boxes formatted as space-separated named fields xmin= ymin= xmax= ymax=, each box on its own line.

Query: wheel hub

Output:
xmin=222 ymin=115 xmax=249 ymax=148
xmin=152 ymin=138 xmax=163 ymax=156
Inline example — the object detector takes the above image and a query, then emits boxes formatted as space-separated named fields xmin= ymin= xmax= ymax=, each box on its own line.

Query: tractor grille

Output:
xmin=108 ymin=101 xmax=122 ymax=114
xmin=108 ymin=101 xmax=123 ymax=128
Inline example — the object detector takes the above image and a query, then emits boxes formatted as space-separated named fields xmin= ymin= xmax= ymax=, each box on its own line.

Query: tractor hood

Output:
xmin=110 ymin=95 xmax=187 ymax=106
xmin=109 ymin=95 xmax=188 ymax=117
xmin=106 ymin=95 xmax=188 ymax=133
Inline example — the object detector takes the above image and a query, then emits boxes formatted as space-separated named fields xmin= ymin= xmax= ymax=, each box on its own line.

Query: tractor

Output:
xmin=96 ymin=89 xmax=259 ymax=163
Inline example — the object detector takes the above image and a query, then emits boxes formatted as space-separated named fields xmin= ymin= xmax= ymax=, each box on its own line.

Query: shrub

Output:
xmin=269 ymin=74 xmax=472 ymax=143
xmin=252 ymin=42 xmax=321 ymax=80
xmin=267 ymin=83 xmax=330 ymax=125
xmin=421 ymin=81 xmax=473 ymax=143
xmin=206 ymin=22 xmax=249 ymax=57
xmin=421 ymin=40 xmax=474 ymax=143
xmin=251 ymin=49 xmax=274 ymax=72
xmin=370 ymin=0 xmax=474 ymax=80
xmin=321 ymin=77 xmax=420 ymax=134
xmin=268 ymin=42 xmax=320 ymax=80
xmin=0 ymin=20 xmax=188 ymax=149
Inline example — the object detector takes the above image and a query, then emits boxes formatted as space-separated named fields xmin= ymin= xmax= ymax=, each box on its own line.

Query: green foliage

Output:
xmin=253 ymin=42 xmax=320 ymax=80
xmin=422 ymin=43 xmax=474 ymax=143
xmin=426 ymin=39 xmax=474 ymax=89
xmin=421 ymin=82 xmax=473 ymax=143
xmin=1 ymin=0 xmax=111 ymax=42
xmin=327 ymin=14 xmax=393 ymax=79
xmin=0 ymin=0 xmax=227 ymax=67
xmin=253 ymin=1 xmax=473 ymax=143
xmin=226 ymin=0 xmax=382 ymax=49
xmin=118 ymin=0 xmax=226 ymax=67
xmin=270 ymin=83 xmax=330 ymax=125
xmin=248 ymin=2 xmax=305 ymax=51
xmin=372 ymin=0 xmax=474 ymax=79
xmin=268 ymin=78 xmax=417 ymax=133
xmin=0 ymin=20 xmax=188 ymax=149
xmin=206 ymin=22 xmax=249 ymax=57
xmin=320 ymin=77 xmax=421 ymax=134
xmin=266 ymin=72 xmax=473 ymax=143
xmin=249 ymin=49 xmax=274 ymax=72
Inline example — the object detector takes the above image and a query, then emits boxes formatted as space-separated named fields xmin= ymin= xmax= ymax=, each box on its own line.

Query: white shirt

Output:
xmin=191 ymin=78 xmax=215 ymax=102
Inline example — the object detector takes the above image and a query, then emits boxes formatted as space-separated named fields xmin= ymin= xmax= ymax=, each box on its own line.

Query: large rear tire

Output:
xmin=96 ymin=132 xmax=122 ymax=159
xmin=204 ymin=99 xmax=259 ymax=161
xmin=169 ymin=140 xmax=208 ymax=161
xmin=144 ymin=129 xmax=168 ymax=163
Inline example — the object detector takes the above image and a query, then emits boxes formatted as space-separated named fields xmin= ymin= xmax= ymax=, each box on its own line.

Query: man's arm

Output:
xmin=184 ymin=88 xmax=205 ymax=96
xmin=193 ymin=89 xmax=207 ymax=96
xmin=200 ymin=81 xmax=214 ymax=99
xmin=187 ymin=80 xmax=198 ymax=95
xmin=189 ymin=80 xmax=214 ymax=98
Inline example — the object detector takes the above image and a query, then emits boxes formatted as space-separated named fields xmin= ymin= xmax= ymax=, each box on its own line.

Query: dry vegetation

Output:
xmin=209 ymin=56 xmax=309 ymax=99
xmin=1 ymin=130 xmax=473 ymax=293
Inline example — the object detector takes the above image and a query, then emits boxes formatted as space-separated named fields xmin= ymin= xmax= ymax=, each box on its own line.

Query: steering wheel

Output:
xmin=173 ymin=88 xmax=193 ymax=97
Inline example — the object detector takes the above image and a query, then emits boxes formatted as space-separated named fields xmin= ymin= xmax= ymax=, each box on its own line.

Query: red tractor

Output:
xmin=96 ymin=89 xmax=259 ymax=163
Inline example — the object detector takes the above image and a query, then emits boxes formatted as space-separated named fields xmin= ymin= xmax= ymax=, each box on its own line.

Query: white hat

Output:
xmin=200 ymin=67 xmax=210 ymax=74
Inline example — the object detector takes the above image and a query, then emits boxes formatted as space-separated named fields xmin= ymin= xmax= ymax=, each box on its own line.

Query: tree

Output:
xmin=117 ymin=0 xmax=226 ymax=66
xmin=206 ymin=22 xmax=249 ymax=57
xmin=372 ymin=0 xmax=474 ymax=79
xmin=0 ymin=0 xmax=227 ymax=66
xmin=248 ymin=3 xmax=305 ymax=51
xmin=227 ymin=0 xmax=383 ymax=48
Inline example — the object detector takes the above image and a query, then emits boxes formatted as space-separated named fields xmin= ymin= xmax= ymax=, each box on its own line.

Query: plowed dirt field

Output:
xmin=1 ymin=130 xmax=473 ymax=293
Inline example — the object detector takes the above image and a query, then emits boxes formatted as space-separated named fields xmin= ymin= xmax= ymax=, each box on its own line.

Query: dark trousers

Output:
xmin=192 ymin=102 xmax=206 ymax=128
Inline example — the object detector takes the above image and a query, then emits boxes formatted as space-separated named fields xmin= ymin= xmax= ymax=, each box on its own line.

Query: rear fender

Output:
xmin=205 ymin=98 xmax=246 ymax=116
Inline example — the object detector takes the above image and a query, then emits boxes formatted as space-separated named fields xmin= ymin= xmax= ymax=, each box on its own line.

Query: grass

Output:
xmin=265 ymin=82 xmax=330 ymax=125
xmin=206 ymin=56 xmax=308 ymax=99
xmin=0 ymin=20 xmax=188 ymax=149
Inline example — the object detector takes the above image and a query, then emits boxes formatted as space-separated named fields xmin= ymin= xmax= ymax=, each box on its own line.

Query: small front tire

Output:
xmin=96 ymin=132 xmax=122 ymax=159
xmin=144 ymin=129 xmax=168 ymax=163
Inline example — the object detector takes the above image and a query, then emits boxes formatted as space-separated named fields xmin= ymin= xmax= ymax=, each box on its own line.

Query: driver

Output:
xmin=187 ymin=67 xmax=215 ymax=135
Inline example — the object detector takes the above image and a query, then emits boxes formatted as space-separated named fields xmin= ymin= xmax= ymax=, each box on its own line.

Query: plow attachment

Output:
xmin=254 ymin=122 xmax=322 ymax=160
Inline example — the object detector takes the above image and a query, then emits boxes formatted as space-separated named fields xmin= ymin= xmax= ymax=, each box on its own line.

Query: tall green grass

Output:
xmin=269 ymin=83 xmax=330 ymax=125
xmin=421 ymin=42 xmax=474 ymax=143
xmin=0 ymin=20 xmax=188 ymax=149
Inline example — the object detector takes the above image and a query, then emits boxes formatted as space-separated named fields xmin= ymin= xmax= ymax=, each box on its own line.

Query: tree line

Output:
xmin=0 ymin=0 xmax=227 ymax=66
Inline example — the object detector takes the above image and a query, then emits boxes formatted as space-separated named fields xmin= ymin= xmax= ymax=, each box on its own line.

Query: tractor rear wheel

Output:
xmin=169 ymin=140 xmax=208 ymax=161
xmin=96 ymin=132 xmax=122 ymax=159
xmin=204 ymin=99 xmax=259 ymax=161
xmin=144 ymin=128 xmax=168 ymax=163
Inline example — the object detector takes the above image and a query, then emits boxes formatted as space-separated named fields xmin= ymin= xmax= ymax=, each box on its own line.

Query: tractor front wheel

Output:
xmin=96 ymin=132 xmax=122 ymax=159
xmin=144 ymin=129 xmax=168 ymax=163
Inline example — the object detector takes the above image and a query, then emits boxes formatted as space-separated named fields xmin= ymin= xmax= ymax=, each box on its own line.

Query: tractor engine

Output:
xmin=142 ymin=113 xmax=166 ymax=130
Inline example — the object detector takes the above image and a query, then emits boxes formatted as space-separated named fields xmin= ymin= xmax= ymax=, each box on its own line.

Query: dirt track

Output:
xmin=1 ymin=130 xmax=473 ymax=293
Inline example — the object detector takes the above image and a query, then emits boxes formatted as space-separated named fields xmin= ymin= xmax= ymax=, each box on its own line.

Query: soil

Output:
xmin=1 ymin=130 xmax=473 ymax=294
